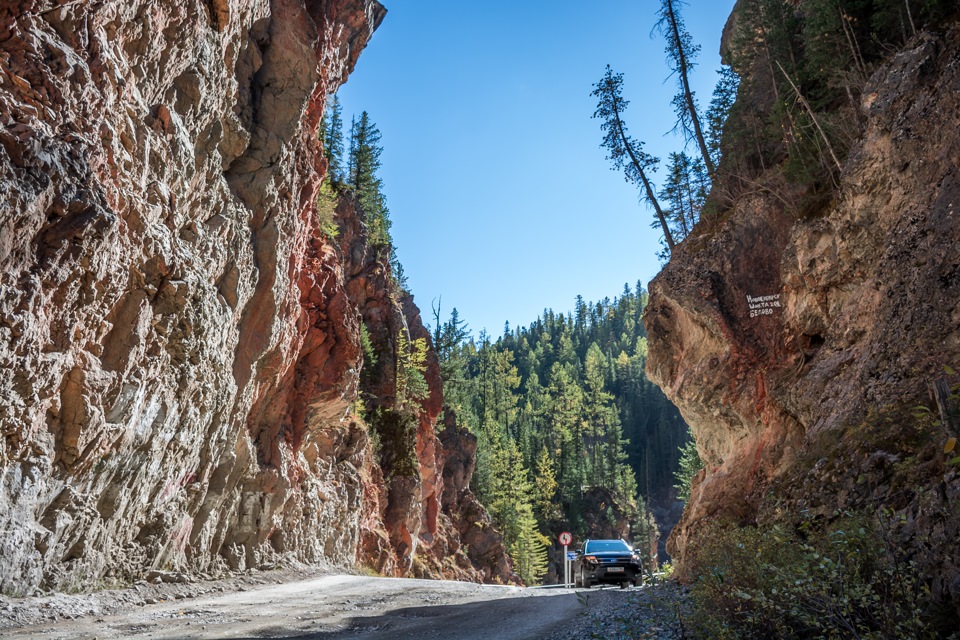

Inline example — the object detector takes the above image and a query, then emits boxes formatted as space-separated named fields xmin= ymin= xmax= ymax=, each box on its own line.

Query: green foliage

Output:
xmin=705 ymin=65 xmax=740 ymax=167
xmin=395 ymin=330 xmax=430 ymax=409
xmin=656 ymin=0 xmax=716 ymax=178
xmin=533 ymin=448 xmax=562 ymax=524
xmin=347 ymin=111 xmax=392 ymax=247
xmin=592 ymin=66 xmax=674 ymax=254
xmin=720 ymin=0 xmax=956 ymax=197
xmin=673 ymin=433 xmax=703 ymax=503
xmin=486 ymin=440 xmax=550 ymax=585
xmin=320 ymin=94 xmax=346 ymax=185
xmin=369 ymin=408 xmax=419 ymax=479
xmin=659 ymin=151 xmax=710 ymax=247
xmin=315 ymin=179 xmax=340 ymax=238
xmin=432 ymin=303 xmax=471 ymax=409
xmin=360 ymin=322 xmax=377 ymax=370
xmin=434 ymin=286 xmax=688 ymax=561
xmin=631 ymin=493 xmax=660 ymax=571
xmin=688 ymin=515 xmax=939 ymax=639
xmin=390 ymin=252 xmax=409 ymax=293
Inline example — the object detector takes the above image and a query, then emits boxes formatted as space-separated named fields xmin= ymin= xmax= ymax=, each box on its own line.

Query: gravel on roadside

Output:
xmin=548 ymin=580 xmax=695 ymax=640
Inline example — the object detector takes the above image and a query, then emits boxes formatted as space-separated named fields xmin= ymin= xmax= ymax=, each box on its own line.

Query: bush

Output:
xmin=688 ymin=514 xmax=938 ymax=639
xmin=315 ymin=180 xmax=340 ymax=238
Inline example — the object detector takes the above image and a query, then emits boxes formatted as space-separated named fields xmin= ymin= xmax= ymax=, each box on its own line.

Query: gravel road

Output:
xmin=2 ymin=574 xmax=584 ymax=640
xmin=1 ymin=570 xmax=692 ymax=640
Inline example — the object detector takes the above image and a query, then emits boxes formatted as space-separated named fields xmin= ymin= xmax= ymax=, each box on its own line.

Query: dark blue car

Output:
xmin=573 ymin=539 xmax=643 ymax=589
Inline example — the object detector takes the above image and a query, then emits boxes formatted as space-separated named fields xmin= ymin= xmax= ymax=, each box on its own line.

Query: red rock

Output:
xmin=645 ymin=22 xmax=960 ymax=609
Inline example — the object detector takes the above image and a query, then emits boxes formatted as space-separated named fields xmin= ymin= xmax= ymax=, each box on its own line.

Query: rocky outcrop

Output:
xmin=332 ymin=193 xmax=512 ymax=582
xmin=430 ymin=411 xmax=514 ymax=583
xmin=0 ymin=0 xmax=506 ymax=594
xmin=645 ymin=19 xmax=960 ymax=606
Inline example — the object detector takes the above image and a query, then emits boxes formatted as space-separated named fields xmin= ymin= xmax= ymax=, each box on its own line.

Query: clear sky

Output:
xmin=336 ymin=0 xmax=737 ymax=336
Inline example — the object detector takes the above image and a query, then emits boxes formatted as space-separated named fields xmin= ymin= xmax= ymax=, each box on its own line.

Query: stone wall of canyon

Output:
xmin=0 ymin=0 xmax=510 ymax=594
xmin=645 ymin=14 xmax=960 ymax=607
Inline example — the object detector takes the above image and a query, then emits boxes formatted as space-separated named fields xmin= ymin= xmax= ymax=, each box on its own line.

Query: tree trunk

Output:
xmin=665 ymin=0 xmax=717 ymax=179
xmin=777 ymin=62 xmax=843 ymax=172
xmin=612 ymin=97 xmax=675 ymax=251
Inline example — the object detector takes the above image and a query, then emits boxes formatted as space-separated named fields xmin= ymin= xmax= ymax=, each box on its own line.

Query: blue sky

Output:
xmin=336 ymin=0 xmax=737 ymax=336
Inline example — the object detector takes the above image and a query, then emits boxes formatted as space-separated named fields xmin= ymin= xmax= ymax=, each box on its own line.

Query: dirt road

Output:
xmin=2 ymin=575 xmax=587 ymax=640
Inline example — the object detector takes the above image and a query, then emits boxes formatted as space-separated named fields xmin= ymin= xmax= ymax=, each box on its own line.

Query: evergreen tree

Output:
xmin=434 ymin=288 xmax=689 ymax=576
xmin=533 ymin=448 xmax=562 ymax=524
xmin=592 ymin=66 xmax=675 ymax=254
xmin=321 ymin=94 xmax=345 ymax=184
xmin=512 ymin=503 xmax=550 ymax=584
xmin=673 ymin=433 xmax=703 ymax=503
xmin=659 ymin=151 xmax=711 ymax=244
xmin=347 ymin=111 xmax=392 ymax=246
xmin=656 ymin=0 xmax=717 ymax=178
xmin=705 ymin=65 xmax=740 ymax=167
xmin=395 ymin=329 xmax=429 ymax=409
xmin=486 ymin=440 xmax=549 ymax=585
xmin=660 ymin=151 xmax=695 ymax=240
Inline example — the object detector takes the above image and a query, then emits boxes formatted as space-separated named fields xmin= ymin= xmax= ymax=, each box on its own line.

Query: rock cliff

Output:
xmin=0 ymin=0 xmax=509 ymax=594
xmin=646 ymin=13 xmax=960 ymax=606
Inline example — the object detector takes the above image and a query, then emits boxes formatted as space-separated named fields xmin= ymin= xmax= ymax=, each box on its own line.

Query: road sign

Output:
xmin=558 ymin=531 xmax=572 ymax=546
xmin=566 ymin=551 xmax=577 ymax=561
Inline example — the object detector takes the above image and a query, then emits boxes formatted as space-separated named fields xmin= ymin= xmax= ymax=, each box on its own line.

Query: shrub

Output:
xmin=315 ymin=180 xmax=340 ymax=238
xmin=688 ymin=514 xmax=938 ymax=639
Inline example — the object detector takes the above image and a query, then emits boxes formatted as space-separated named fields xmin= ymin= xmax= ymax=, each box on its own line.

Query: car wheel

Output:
xmin=581 ymin=569 xmax=592 ymax=588
xmin=574 ymin=568 xmax=582 ymax=588
xmin=619 ymin=580 xmax=628 ymax=589
xmin=633 ymin=574 xmax=643 ymax=587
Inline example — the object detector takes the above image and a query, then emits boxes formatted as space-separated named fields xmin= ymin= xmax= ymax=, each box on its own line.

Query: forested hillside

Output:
xmin=432 ymin=287 xmax=690 ymax=582
xmin=319 ymin=93 xmax=694 ymax=583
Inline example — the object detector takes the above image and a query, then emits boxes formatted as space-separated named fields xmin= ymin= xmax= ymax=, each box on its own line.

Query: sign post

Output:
xmin=558 ymin=531 xmax=572 ymax=587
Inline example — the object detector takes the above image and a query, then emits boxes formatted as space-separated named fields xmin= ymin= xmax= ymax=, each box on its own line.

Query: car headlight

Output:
xmin=584 ymin=555 xmax=598 ymax=564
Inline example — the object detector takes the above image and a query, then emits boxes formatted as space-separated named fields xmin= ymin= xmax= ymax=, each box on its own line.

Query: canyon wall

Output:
xmin=645 ymin=17 xmax=960 ymax=605
xmin=0 ymin=0 xmax=509 ymax=594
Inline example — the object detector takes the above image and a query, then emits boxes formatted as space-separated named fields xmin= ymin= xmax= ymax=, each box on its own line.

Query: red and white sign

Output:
xmin=558 ymin=531 xmax=572 ymax=546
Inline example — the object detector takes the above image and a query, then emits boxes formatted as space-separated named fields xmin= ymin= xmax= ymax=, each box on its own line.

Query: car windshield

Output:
xmin=585 ymin=540 xmax=631 ymax=553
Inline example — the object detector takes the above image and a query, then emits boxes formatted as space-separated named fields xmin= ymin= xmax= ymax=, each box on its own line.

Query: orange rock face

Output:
xmin=0 ymin=0 xmax=507 ymax=593
xmin=644 ymin=24 xmax=960 ymax=605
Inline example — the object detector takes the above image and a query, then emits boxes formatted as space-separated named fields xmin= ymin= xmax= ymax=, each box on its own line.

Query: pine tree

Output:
xmin=533 ymin=448 xmax=561 ymax=524
xmin=511 ymin=503 xmax=550 ymax=584
xmin=433 ymin=303 xmax=472 ymax=413
xmin=485 ymin=440 xmax=549 ymax=585
xmin=441 ymin=289 xmax=690 ymax=564
xmin=321 ymin=94 xmax=345 ymax=184
xmin=656 ymin=0 xmax=716 ymax=178
xmin=395 ymin=329 xmax=429 ymax=409
xmin=659 ymin=151 xmax=709 ymax=243
xmin=705 ymin=65 xmax=740 ymax=167
xmin=660 ymin=152 xmax=694 ymax=240
xmin=347 ymin=111 xmax=392 ymax=246
xmin=673 ymin=433 xmax=703 ymax=503
xmin=592 ymin=66 xmax=675 ymax=254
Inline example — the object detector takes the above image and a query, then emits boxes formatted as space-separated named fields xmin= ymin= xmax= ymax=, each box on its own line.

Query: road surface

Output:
xmin=3 ymin=575 xmax=587 ymax=640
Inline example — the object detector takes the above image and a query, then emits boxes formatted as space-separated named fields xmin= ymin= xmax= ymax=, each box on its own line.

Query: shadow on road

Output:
xmin=229 ymin=592 xmax=583 ymax=640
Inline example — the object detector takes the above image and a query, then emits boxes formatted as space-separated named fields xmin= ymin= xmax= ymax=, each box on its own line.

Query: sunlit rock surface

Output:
xmin=0 ymin=0 xmax=508 ymax=593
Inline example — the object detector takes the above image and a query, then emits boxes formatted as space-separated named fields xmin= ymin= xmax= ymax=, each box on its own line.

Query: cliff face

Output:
xmin=333 ymin=197 xmax=513 ymax=582
xmin=0 ymin=0 xmax=508 ymax=594
xmin=645 ymin=19 xmax=960 ymax=604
